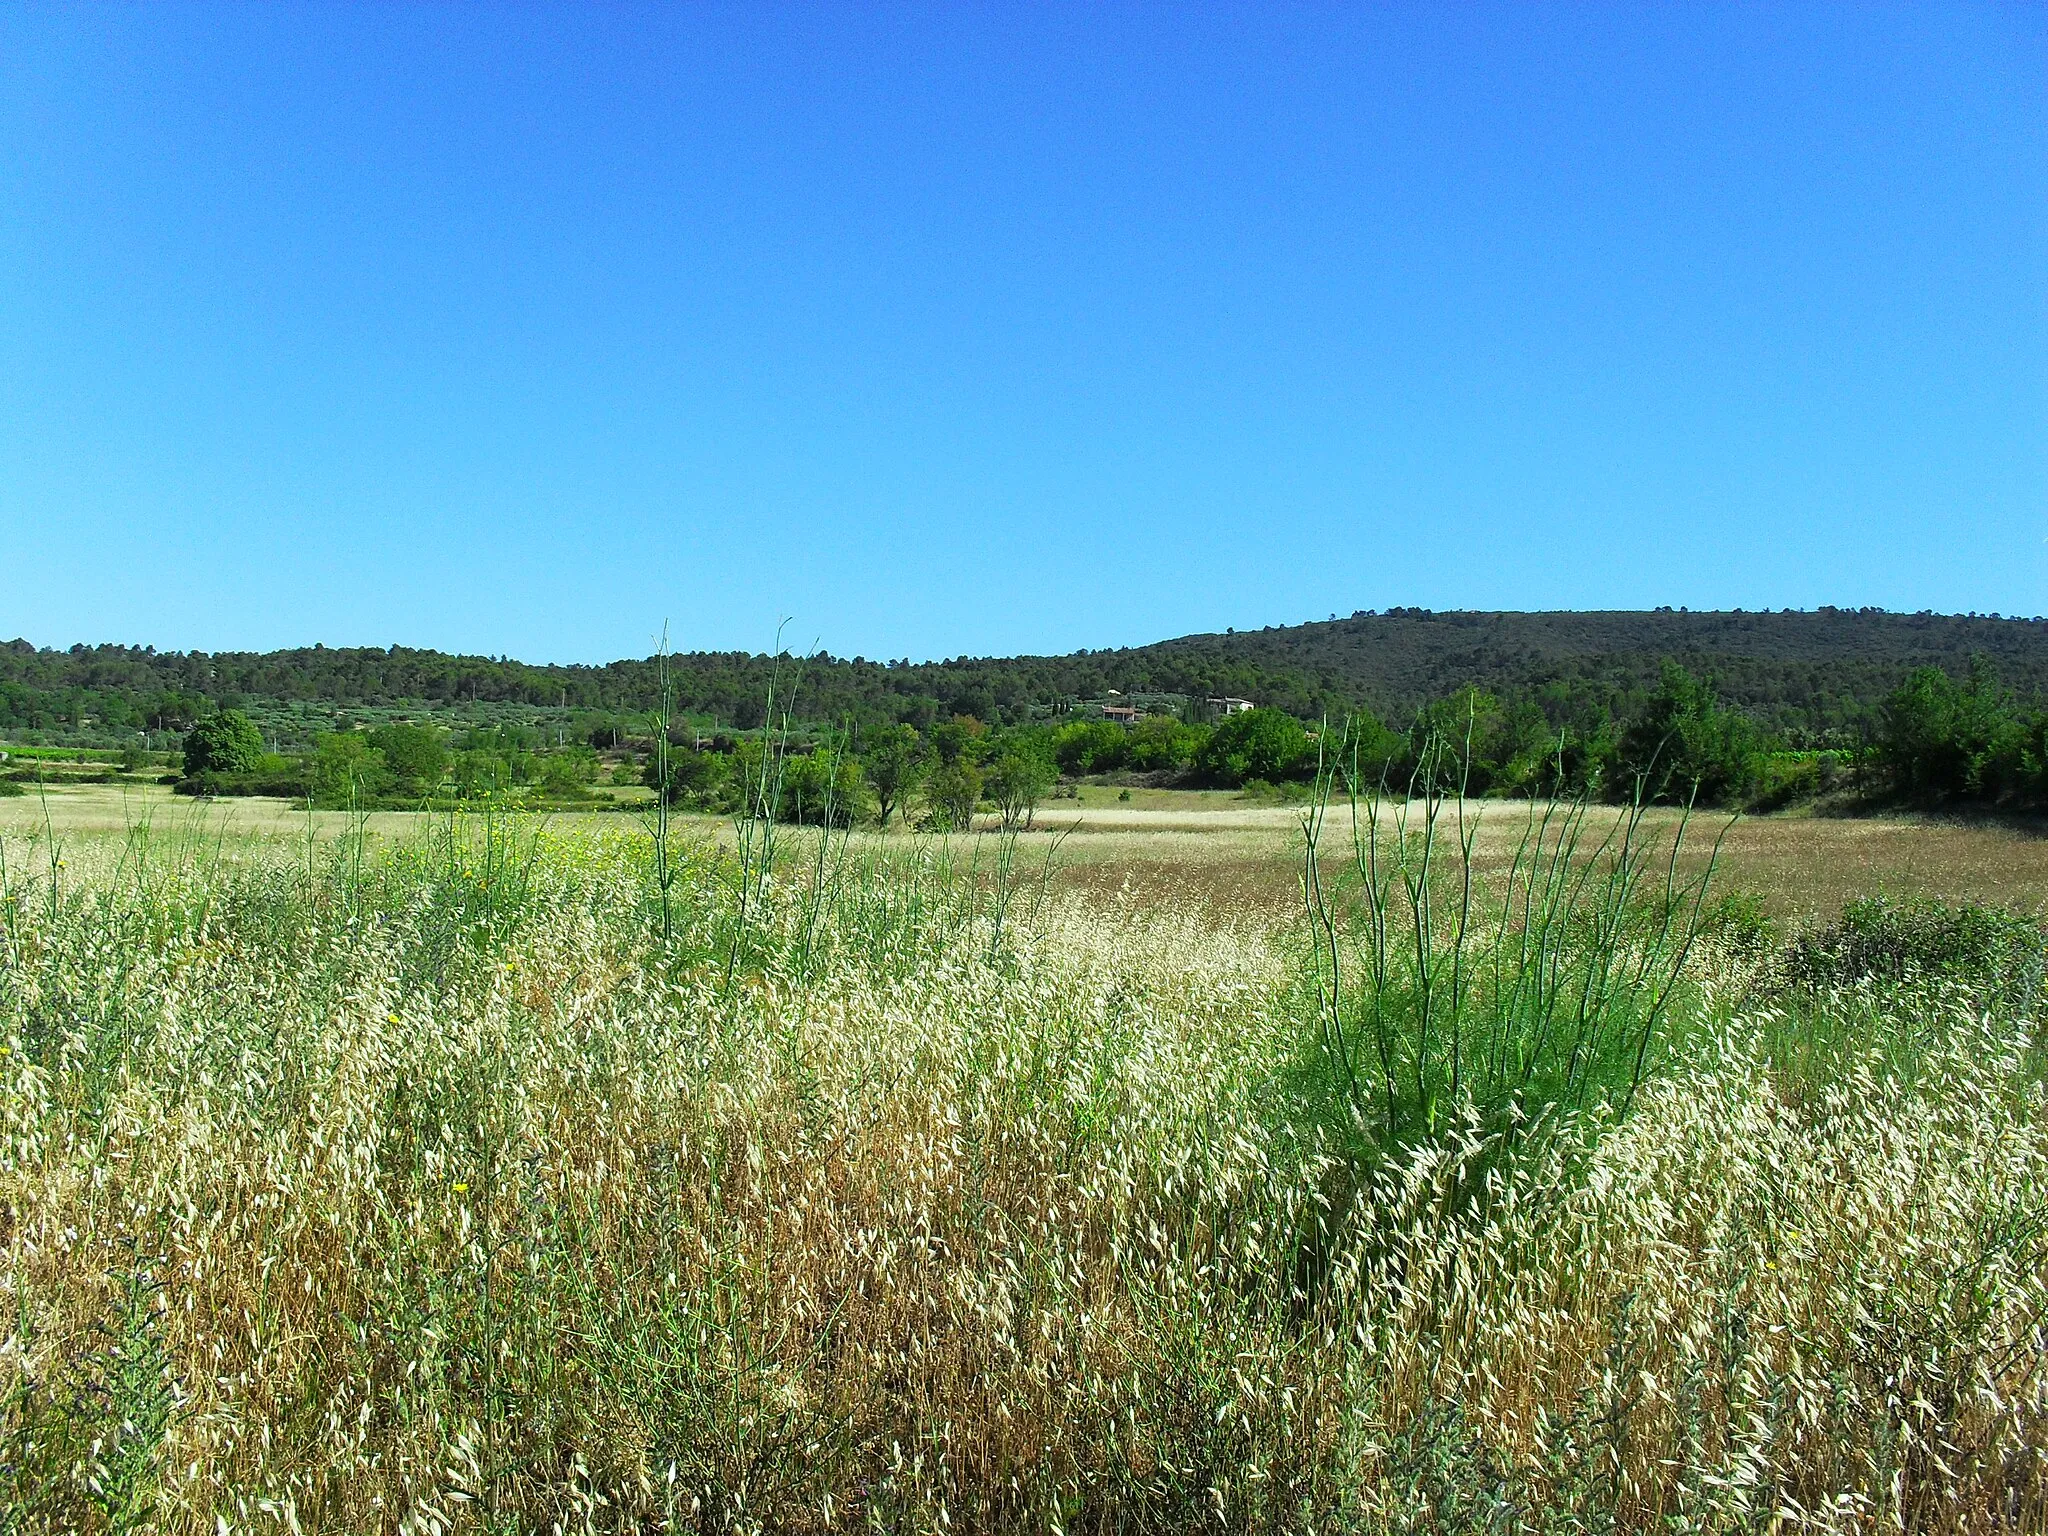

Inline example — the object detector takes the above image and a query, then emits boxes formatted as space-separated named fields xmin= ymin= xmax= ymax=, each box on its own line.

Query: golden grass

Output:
xmin=9 ymin=784 xmax=2042 ymax=925
xmin=0 ymin=823 xmax=2042 ymax=1530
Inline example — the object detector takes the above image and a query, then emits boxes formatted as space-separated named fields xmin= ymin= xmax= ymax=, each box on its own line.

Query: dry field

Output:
xmin=6 ymin=783 xmax=2042 ymax=925
xmin=1 ymin=809 xmax=2043 ymax=1532
xmin=0 ymin=791 xmax=2044 ymax=1531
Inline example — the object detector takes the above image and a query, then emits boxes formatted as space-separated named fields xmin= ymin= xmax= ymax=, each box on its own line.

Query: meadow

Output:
xmin=0 ymin=785 xmax=2043 ymax=1532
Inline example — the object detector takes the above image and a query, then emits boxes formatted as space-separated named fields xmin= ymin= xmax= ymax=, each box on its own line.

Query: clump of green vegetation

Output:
xmin=1872 ymin=656 xmax=2048 ymax=809
xmin=1787 ymin=894 xmax=2046 ymax=998
xmin=1297 ymin=733 xmax=1725 ymax=1166
xmin=81 ymin=638 xmax=2042 ymax=828
xmin=178 ymin=708 xmax=263 ymax=778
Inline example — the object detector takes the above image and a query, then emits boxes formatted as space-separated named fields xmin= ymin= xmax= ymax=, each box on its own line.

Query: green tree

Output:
xmin=1196 ymin=708 xmax=1311 ymax=787
xmin=182 ymin=710 xmax=264 ymax=778
xmin=1875 ymin=659 xmax=2036 ymax=805
xmin=920 ymin=757 xmax=982 ymax=831
xmin=1406 ymin=687 xmax=1509 ymax=792
xmin=985 ymin=745 xmax=1056 ymax=829
xmin=1404 ymin=690 xmax=1565 ymax=798
xmin=367 ymin=724 xmax=448 ymax=797
xmin=928 ymin=716 xmax=987 ymax=766
xmin=647 ymin=746 xmax=728 ymax=808
xmin=310 ymin=732 xmax=390 ymax=805
xmin=454 ymin=750 xmax=513 ymax=799
xmin=861 ymin=724 xmax=925 ymax=826
xmin=780 ymin=748 xmax=868 ymax=826
xmin=1053 ymin=720 xmax=1128 ymax=775
xmin=1616 ymin=663 xmax=1767 ymax=805
xmin=538 ymin=749 xmax=599 ymax=798
xmin=1330 ymin=708 xmax=1405 ymax=790
xmin=1125 ymin=715 xmax=1203 ymax=772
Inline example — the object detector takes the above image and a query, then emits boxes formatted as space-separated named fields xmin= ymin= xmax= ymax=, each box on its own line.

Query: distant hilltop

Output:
xmin=4 ymin=608 xmax=2046 ymax=747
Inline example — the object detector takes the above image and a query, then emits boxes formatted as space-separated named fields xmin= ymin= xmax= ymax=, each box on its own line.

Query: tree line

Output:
xmin=165 ymin=657 xmax=2048 ymax=820
xmin=8 ymin=608 xmax=2045 ymax=747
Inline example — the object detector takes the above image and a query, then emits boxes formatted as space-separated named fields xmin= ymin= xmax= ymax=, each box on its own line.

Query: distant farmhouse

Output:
xmin=1085 ymin=691 xmax=1254 ymax=724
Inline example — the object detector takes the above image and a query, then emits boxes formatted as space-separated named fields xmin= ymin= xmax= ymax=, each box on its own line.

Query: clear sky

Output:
xmin=4 ymin=3 xmax=2043 ymax=664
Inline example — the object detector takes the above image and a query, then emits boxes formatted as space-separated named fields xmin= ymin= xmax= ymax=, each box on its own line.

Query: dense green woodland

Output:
xmin=4 ymin=610 xmax=2046 ymax=813
xmin=6 ymin=608 xmax=2045 ymax=741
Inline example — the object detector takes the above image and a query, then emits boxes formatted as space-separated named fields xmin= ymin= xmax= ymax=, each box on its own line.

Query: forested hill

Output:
xmin=6 ymin=608 xmax=2047 ymax=744
xmin=1145 ymin=609 xmax=2048 ymax=731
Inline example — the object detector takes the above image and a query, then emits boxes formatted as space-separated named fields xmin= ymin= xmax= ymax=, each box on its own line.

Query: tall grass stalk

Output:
xmin=644 ymin=623 xmax=680 ymax=947
xmin=724 ymin=628 xmax=802 ymax=989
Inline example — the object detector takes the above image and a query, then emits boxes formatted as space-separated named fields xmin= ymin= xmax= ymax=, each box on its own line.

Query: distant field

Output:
xmin=6 ymin=781 xmax=2041 ymax=922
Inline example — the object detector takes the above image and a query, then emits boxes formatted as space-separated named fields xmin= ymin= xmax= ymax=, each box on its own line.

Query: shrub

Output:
xmin=778 ymin=748 xmax=868 ymax=826
xmin=176 ymin=763 xmax=311 ymax=799
xmin=1745 ymin=751 xmax=1846 ymax=812
xmin=538 ymin=751 xmax=601 ymax=799
xmin=1125 ymin=715 xmax=1204 ymax=772
xmin=454 ymin=750 xmax=513 ymax=799
xmin=1874 ymin=659 xmax=2044 ymax=808
xmin=647 ymin=746 xmax=728 ymax=809
xmin=310 ymin=732 xmax=390 ymax=806
xmin=1786 ymin=896 xmax=2046 ymax=995
xmin=1614 ymin=662 xmax=1767 ymax=805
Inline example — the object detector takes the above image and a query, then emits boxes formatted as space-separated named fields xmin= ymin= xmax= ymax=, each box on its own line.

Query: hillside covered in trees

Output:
xmin=5 ymin=608 xmax=2044 ymax=746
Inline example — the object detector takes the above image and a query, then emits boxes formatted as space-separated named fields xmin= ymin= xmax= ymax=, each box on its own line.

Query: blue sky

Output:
xmin=4 ymin=3 xmax=2043 ymax=663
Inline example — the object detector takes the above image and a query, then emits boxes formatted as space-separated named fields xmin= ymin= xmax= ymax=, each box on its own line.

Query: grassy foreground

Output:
xmin=0 ymin=812 xmax=2043 ymax=1533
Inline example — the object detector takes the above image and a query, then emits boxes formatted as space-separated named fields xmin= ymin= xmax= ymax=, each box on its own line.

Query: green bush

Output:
xmin=1874 ymin=660 xmax=2045 ymax=809
xmin=1614 ymin=663 xmax=1766 ymax=806
xmin=537 ymin=748 xmax=600 ymax=798
xmin=647 ymin=746 xmax=729 ymax=809
xmin=1787 ymin=896 xmax=2046 ymax=994
xmin=310 ymin=732 xmax=390 ymax=806
xmin=1746 ymin=752 xmax=1841 ymax=812
xmin=778 ymin=748 xmax=868 ymax=826
xmin=1126 ymin=715 xmax=1205 ymax=772
xmin=175 ymin=765 xmax=311 ymax=798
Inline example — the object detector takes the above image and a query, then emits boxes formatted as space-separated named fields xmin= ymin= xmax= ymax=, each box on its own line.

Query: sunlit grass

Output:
xmin=0 ymin=813 xmax=2042 ymax=1531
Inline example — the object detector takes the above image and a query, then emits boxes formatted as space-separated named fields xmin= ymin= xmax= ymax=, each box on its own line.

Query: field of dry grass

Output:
xmin=6 ymin=783 xmax=2042 ymax=925
xmin=0 ymin=809 xmax=2042 ymax=1532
